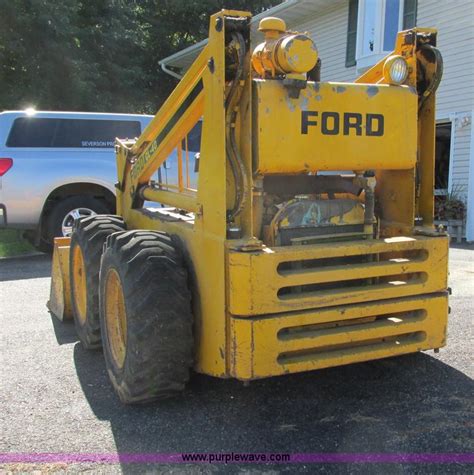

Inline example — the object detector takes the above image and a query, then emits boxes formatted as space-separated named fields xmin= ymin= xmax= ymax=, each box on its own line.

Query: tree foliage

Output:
xmin=0 ymin=0 xmax=277 ymax=114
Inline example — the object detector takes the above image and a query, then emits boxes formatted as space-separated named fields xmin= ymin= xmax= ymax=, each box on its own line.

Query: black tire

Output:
xmin=99 ymin=230 xmax=194 ymax=404
xmin=70 ymin=215 xmax=126 ymax=349
xmin=45 ymin=195 xmax=113 ymax=246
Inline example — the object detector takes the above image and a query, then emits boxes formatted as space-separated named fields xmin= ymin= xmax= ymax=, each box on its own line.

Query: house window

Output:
xmin=434 ymin=121 xmax=461 ymax=223
xmin=403 ymin=0 xmax=418 ymax=29
xmin=360 ymin=0 xmax=376 ymax=57
xmin=383 ymin=0 xmax=401 ymax=51
xmin=435 ymin=122 xmax=452 ymax=194
xmin=346 ymin=0 xmax=417 ymax=70
xmin=345 ymin=0 xmax=359 ymax=67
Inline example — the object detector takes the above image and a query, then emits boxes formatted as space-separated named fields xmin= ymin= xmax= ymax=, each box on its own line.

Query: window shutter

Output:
xmin=403 ymin=0 xmax=417 ymax=29
xmin=346 ymin=0 xmax=359 ymax=67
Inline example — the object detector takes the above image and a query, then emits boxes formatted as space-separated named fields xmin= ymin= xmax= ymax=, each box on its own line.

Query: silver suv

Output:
xmin=0 ymin=110 xmax=152 ymax=250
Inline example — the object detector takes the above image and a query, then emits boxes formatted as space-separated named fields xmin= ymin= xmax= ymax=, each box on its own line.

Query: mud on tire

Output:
xmin=99 ymin=230 xmax=194 ymax=404
xmin=70 ymin=215 xmax=126 ymax=349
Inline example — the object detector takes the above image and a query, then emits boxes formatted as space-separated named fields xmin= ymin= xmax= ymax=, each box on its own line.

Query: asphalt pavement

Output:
xmin=0 ymin=244 xmax=473 ymax=474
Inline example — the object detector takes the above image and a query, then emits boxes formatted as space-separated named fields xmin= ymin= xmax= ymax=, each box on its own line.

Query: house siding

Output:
xmin=418 ymin=0 xmax=474 ymax=117
xmin=296 ymin=1 xmax=356 ymax=82
xmin=450 ymin=120 xmax=472 ymax=194
xmin=417 ymin=0 xmax=473 ymax=198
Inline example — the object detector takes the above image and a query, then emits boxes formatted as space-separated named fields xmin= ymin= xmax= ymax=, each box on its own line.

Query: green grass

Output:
xmin=0 ymin=229 xmax=36 ymax=258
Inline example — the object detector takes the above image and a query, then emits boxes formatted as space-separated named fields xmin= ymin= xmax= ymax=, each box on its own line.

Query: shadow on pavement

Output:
xmin=49 ymin=313 xmax=79 ymax=345
xmin=0 ymin=254 xmax=51 ymax=281
xmin=73 ymin=345 xmax=473 ymax=473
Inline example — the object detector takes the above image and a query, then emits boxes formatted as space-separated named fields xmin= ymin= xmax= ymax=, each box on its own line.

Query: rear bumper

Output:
xmin=227 ymin=236 xmax=449 ymax=380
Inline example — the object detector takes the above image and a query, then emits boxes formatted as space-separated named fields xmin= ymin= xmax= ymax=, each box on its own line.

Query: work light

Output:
xmin=383 ymin=55 xmax=409 ymax=85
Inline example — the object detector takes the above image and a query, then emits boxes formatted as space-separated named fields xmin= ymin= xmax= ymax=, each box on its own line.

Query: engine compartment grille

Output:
xmin=228 ymin=236 xmax=448 ymax=316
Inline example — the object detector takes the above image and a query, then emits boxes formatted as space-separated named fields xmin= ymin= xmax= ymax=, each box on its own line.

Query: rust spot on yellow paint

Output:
xmin=367 ymin=86 xmax=379 ymax=97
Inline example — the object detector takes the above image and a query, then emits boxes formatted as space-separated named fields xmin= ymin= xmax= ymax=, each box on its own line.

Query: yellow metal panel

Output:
xmin=230 ymin=294 xmax=447 ymax=379
xmin=228 ymin=236 xmax=448 ymax=316
xmin=253 ymin=80 xmax=417 ymax=174
xmin=375 ymin=168 xmax=415 ymax=236
xmin=141 ymin=187 xmax=197 ymax=213
xmin=47 ymin=237 xmax=72 ymax=321
xmin=354 ymin=28 xmax=439 ymax=229
xmin=418 ymin=94 xmax=436 ymax=226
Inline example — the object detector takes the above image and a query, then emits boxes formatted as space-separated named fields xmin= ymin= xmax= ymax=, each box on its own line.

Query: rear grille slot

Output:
xmin=277 ymin=331 xmax=426 ymax=365
xmin=277 ymin=309 xmax=427 ymax=340
xmin=277 ymin=272 xmax=427 ymax=299
xmin=277 ymin=249 xmax=428 ymax=273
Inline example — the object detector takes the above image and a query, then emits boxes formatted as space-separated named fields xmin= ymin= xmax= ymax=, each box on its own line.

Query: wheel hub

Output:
xmin=72 ymin=245 xmax=87 ymax=325
xmin=105 ymin=268 xmax=127 ymax=369
xmin=61 ymin=208 xmax=96 ymax=236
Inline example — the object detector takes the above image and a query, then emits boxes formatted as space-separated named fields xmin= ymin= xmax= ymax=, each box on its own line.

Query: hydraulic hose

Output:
xmin=225 ymin=32 xmax=249 ymax=222
xmin=418 ymin=43 xmax=443 ymax=111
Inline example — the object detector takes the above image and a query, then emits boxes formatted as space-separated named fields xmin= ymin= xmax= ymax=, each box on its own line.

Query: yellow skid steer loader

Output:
xmin=48 ymin=10 xmax=448 ymax=404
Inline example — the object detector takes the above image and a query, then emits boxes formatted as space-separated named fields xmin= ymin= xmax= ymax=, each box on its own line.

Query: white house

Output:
xmin=159 ymin=0 xmax=474 ymax=241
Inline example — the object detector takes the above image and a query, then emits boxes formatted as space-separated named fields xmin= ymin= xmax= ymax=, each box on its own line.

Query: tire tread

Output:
xmin=70 ymin=215 xmax=126 ymax=348
xmin=100 ymin=230 xmax=193 ymax=404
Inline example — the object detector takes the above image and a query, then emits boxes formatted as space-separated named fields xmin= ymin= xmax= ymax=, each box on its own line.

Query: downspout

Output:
xmin=466 ymin=111 xmax=474 ymax=242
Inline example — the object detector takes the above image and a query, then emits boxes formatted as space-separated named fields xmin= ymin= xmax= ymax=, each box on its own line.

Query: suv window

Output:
xmin=6 ymin=118 xmax=141 ymax=148
xmin=185 ymin=121 xmax=202 ymax=153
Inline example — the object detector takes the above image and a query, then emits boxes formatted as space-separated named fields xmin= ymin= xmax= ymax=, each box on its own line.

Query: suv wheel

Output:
xmin=44 ymin=195 xmax=112 ymax=248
